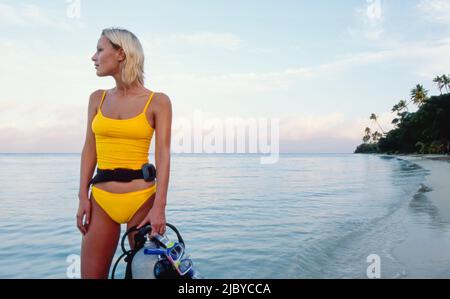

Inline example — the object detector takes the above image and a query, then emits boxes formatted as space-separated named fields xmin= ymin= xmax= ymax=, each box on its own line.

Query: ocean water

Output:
xmin=0 ymin=153 xmax=449 ymax=279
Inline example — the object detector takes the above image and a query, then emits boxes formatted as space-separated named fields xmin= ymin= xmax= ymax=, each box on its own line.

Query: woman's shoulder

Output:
xmin=152 ymin=91 xmax=171 ymax=107
xmin=88 ymin=89 xmax=107 ymax=111
xmin=89 ymin=89 xmax=106 ymax=101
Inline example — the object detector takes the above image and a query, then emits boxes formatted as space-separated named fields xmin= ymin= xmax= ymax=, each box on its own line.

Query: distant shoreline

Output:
xmin=0 ymin=152 xmax=356 ymax=155
xmin=391 ymin=153 xmax=450 ymax=163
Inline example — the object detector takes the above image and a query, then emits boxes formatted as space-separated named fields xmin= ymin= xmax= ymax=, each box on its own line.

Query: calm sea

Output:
xmin=0 ymin=153 xmax=449 ymax=278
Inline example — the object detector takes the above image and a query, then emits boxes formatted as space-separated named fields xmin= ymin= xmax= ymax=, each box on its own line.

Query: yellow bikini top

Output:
xmin=91 ymin=90 xmax=155 ymax=170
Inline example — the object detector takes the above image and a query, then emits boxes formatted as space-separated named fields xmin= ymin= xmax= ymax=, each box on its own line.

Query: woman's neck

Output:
xmin=113 ymin=76 xmax=144 ymax=97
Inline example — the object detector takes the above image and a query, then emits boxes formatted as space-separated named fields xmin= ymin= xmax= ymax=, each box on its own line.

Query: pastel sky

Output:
xmin=1 ymin=0 xmax=450 ymax=153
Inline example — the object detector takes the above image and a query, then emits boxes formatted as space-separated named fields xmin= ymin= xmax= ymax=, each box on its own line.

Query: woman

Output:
xmin=76 ymin=27 xmax=172 ymax=279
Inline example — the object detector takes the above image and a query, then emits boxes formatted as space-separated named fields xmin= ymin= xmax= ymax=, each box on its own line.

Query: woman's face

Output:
xmin=91 ymin=36 xmax=124 ymax=77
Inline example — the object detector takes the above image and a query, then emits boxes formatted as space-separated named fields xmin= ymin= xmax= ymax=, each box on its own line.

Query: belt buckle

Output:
xmin=141 ymin=163 xmax=156 ymax=182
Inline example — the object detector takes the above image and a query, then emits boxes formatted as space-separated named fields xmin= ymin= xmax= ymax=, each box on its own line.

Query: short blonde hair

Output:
xmin=101 ymin=27 xmax=145 ymax=86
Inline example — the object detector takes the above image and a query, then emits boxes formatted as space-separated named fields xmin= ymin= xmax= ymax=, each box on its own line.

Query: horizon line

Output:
xmin=0 ymin=152 xmax=354 ymax=155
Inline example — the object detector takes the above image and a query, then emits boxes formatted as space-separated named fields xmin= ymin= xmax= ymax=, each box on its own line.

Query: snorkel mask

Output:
xmin=144 ymin=234 xmax=193 ymax=276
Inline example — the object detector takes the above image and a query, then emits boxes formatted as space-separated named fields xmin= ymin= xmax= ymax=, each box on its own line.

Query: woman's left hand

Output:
xmin=137 ymin=204 xmax=166 ymax=237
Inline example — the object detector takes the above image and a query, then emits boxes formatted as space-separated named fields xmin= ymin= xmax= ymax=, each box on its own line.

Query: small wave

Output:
xmin=418 ymin=183 xmax=432 ymax=193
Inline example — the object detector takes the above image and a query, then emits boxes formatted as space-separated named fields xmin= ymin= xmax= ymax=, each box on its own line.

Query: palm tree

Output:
xmin=363 ymin=135 xmax=371 ymax=143
xmin=376 ymin=131 xmax=383 ymax=141
xmin=410 ymin=84 xmax=429 ymax=107
xmin=392 ymin=99 xmax=409 ymax=127
xmin=442 ymin=74 xmax=450 ymax=93
xmin=371 ymin=131 xmax=383 ymax=142
xmin=391 ymin=103 xmax=399 ymax=113
xmin=398 ymin=100 xmax=408 ymax=111
xmin=433 ymin=76 xmax=444 ymax=95
xmin=370 ymin=113 xmax=385 ymax=134
xmin=363 ymin=127 xmax=371 ymax=143
xmin=392 ymin=99 xmax=409 ymax=114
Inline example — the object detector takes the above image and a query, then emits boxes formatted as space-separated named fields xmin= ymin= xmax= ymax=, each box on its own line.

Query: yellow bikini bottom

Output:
xmin=91 ymin=184 xmax=157 ymax=224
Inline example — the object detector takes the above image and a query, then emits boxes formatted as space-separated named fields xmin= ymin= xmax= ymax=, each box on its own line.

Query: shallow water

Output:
xmin=0 ymin=153 xmax=449 ymax=278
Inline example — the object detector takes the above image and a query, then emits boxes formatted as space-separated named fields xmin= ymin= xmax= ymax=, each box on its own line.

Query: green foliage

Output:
xmin=354 ymin=143 xmax=379 ymax=153
xmin=355 ymin=76 xmax=450 ymax=155
xmin=410 ymin=84 xmax=429 ymax=107
xmin=377 ymin=93 xmax=450 ymax=154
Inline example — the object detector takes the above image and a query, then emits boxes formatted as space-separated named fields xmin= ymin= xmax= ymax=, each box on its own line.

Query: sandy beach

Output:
xmin=385 ymin=154 xmax=450 ymax=278
xmin=395 ymin=155 xmax=450 ymax=222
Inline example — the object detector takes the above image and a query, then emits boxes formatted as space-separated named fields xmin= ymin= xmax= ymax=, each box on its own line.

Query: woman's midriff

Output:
xmin=93 ymin=179 xmax=156 ymax=194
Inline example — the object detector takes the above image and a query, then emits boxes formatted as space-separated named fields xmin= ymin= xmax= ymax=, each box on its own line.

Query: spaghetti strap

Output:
xmin=99 ymin=90 xmax=107 ymax=110
xmin=143 ymin=92 xmax=155 ymax=113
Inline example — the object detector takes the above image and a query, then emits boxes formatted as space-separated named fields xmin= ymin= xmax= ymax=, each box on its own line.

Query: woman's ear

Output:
xmin=117 ymin=47 xmax=126 ymax=62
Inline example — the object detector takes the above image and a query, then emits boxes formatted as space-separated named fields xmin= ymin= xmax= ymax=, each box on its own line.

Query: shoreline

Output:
xmin=390 ymin=154 xmax=450 ymax=222
xmin=393 ymin=153 xmax=450 ymax=162
xmin=380 ymin=154 xmax=450 ymax=278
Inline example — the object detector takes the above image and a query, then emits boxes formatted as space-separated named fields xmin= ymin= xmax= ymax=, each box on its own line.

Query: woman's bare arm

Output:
xmin=153 ymin=93 xmax=173 ymax=208
xmin=137 ymin=93 xmax=172 ymax=235
xmin=78 ymin=90 xmax=102 ymax=200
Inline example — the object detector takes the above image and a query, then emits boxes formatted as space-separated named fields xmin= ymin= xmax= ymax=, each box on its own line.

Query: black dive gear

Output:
xmin=89 ymin=163 xmax=156 ymax=186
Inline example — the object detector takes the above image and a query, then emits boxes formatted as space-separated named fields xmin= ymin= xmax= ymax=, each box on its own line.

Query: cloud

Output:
xmin=176 ymin=32 xmax=242 ymax=50
xmin=3 ymin=32 xmax=449 ymax=105
xmin=143 ymin=32 xmax=243 ymax=52
xmin=1 ymin=33 xmax=447 ymax=151
xmin=276 ymin=110 xmax=397 ymax=153
xmin=152 ymin=36 xmax=450 ymax=102
xmin=0 ymin=3 xmax=82 ymax=31
xmin=0 ymin=124 xmax=84 ymax=153
xmin=280 ymin=113 xmax=345 ymax=141
xmin=0 ymin=2 xmax=23 ymax=25
xmin=0 ymin=36 xmax=100 ymax=110
xmin=2 ymin=14 xmax=450 ymax=153
xmin=279 ymin=111 xmax=395 ymax=142
xmin=0 ymin=108 xmax=394 ymax=153
xmin=137 ymin=32 xmax=244 ymax=78
xmin=417 ymin=0 xmax=450 ymax=25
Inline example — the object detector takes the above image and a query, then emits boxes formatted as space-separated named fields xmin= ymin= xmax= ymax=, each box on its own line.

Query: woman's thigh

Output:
xmin=126 ymin=192 xmax=156 ymax=249
xmin=81 ymin=193 xmax=120 ymax=279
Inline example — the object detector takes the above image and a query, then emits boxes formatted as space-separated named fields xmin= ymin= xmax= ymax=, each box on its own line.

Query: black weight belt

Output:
xmin=89 ymin=163 xmax=156 ymax=186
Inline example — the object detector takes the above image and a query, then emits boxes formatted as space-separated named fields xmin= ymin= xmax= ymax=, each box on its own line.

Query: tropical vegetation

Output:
xmin=354 ymin=74 xmax=450 ymax=154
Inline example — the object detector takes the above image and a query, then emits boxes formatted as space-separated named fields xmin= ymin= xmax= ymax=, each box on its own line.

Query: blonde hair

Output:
xmin=101 ymin=27 xmax=145 ymax=86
